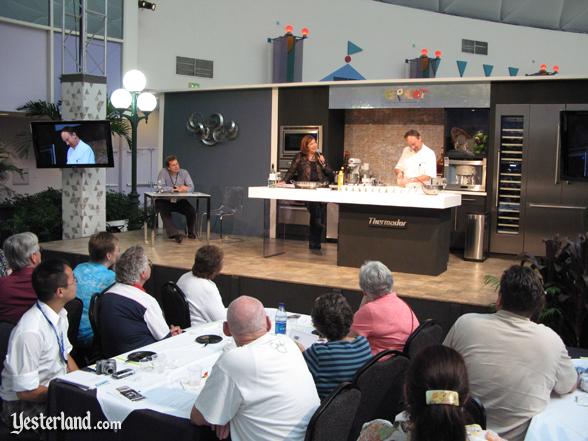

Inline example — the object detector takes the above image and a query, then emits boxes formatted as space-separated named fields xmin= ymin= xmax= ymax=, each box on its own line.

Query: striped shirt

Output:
xmin=303 ymin=335 xmax=372 ymax=399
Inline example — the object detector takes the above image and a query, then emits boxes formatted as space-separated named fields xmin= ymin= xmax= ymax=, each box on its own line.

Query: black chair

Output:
xmin=160 ymin=281 xmax=191 ymax=329
xmin=349 ymin=350 xmax=410 ymax=441
xmin=64 ymin=297 xmax=83 ymax=348
xmin=0 ymin=321 xmax=15 ymax=372
xmin=305 ymin=382 xmax=361 ymax=441
xmin=89 ymin=291 xmax=105 ymax=359
xmin=403 ymin=319 xmax=444 ymax=359
xmin=464 ymin=396 xmax=487 ymax=429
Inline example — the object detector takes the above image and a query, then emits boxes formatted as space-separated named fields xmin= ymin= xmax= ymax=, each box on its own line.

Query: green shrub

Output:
xmin=0 ymin=188 xmax=63 ymax=242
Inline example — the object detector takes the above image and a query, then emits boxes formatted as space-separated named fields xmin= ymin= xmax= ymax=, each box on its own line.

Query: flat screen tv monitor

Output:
xmin=31 ymin=120 xmax=115 ymax=168
xmin=560 ymin=111 xmax=588 ymax=181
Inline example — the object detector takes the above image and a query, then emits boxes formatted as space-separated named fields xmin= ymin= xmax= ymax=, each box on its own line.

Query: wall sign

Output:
xmin=368 ymin=217 xmax=408 ymax=229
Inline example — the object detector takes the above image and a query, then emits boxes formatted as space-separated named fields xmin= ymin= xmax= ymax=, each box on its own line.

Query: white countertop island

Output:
xmin=248 ymin=185 xmax=462 ymax=276
xmin=248 ymin=186 xmax=461 ymax=209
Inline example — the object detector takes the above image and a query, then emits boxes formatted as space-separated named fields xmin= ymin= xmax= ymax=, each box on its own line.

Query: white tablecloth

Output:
xmin=58 ymin=310 xmax=318 ymax=423
xmin=524 ymin=359 xmax=588 ymax=441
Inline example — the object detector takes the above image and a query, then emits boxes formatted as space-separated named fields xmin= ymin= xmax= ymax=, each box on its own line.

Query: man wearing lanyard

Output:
xmin=394 ymin=129 xmax=437 ymax=187
xmin=155 ymin=155 xmax=197 ymax=243
xmin=0 ymin=260 xmax=79 ymax=433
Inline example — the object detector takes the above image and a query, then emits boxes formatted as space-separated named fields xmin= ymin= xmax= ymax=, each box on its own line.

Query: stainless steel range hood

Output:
xmin=329 ymin=83 xmax=490 ymax=109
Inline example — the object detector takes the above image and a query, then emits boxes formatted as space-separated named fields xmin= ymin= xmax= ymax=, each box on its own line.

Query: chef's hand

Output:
xmin=276 ymin=181 xmax=288 ymax=187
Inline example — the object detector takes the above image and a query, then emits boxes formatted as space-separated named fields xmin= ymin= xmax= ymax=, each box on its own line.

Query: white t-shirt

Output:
xmin=176 ymin=272 xmax=226 ymax=326
xmin=67 ymin=139 xmax=95 ymax=165
xmin=0 ymin=301 xmax=72 ymax=401
xmin=394 ymin=144 xmax=437 ymax=179
xmin=195 ymin=333 xmax=320 ymax=441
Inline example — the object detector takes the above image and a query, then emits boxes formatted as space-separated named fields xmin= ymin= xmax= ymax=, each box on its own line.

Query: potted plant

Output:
xmin=485 ymin=233 xmax=588 ymax=347
xmin=106 ymin=191 xmax=147 ymax=232
xmin=0 ymin=188 xmax=63 ymax=243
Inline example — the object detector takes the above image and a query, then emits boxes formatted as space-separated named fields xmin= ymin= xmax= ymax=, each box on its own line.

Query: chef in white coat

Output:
xmin=394 ymin=129 xmax=437 ymax=186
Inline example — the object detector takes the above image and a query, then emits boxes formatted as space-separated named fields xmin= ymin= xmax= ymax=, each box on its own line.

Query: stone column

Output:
xmin=60 ymin=74 xmax=107 ymax=239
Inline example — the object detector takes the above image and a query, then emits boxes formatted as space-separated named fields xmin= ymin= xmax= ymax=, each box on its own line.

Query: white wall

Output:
xmin=137 ymin=0 xmax=588 ymax=90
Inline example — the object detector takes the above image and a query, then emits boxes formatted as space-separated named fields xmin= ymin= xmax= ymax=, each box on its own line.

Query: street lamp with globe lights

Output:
xmin=110 ymin=69 xmax=157 ymax=205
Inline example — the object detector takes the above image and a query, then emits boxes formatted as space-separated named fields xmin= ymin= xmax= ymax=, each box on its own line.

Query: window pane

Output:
xmin=0 ymin=0 xmax=50 ymax=26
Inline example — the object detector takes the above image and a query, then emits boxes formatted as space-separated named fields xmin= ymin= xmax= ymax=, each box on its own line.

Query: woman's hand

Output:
xmin=317 ymin=154 xmax=326 ymax=167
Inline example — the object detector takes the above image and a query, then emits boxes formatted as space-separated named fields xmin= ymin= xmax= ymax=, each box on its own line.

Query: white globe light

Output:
xmin=137 ymin=92 xmax=157 ymax=112
xmin=110 ymin=88 xmax=132 ymax=109
xmin=122 ymin=69 xmax=146 ymax=92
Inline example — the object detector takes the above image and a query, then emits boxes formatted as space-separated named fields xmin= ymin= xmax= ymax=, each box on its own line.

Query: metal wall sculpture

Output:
xmin=186 ymin=113 xmax=239 ymax=146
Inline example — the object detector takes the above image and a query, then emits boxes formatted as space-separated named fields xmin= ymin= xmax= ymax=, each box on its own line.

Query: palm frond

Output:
xmin=106 ymin=101 xmax=132 ymax=148
xmin=17 ymin=100 xmax=62 ymax=120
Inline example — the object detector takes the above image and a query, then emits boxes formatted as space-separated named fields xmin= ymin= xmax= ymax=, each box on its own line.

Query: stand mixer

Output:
xmin=347 ymin=158 xmax=362 ymax=184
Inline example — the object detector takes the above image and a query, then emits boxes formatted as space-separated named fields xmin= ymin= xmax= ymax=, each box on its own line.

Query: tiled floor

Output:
xmin=41 ymin=230 xmax=517 ymax=307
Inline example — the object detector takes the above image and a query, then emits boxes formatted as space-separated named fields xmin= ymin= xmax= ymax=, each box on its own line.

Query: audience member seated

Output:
xmin=0 ymin=232 xmax=42 ymax=324
xmin=100 ymin=245 xmax=181 ymax=357
xmin=358 ymin=345 xmax=504 ymax=441
xmin=303 ymin=292 xmax=372 ymax=399
xmin=350 ymin=261 xmax=419 ymax=355
xmin=176 ymin=244 xmax=226 ymax=326
xmin=191 ymin=296 xmax=320 ymax=441
xmin=444 ymin=265 xmax=578 ymax=441
xmin=74 ymin=231 xmax=120 ymax=347
xmin=0 ymin=260 xmax=79 ymax=436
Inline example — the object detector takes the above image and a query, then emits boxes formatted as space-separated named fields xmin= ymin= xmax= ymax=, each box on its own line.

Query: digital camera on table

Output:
xmin=95 ymin=359 xmax=117 ymax=375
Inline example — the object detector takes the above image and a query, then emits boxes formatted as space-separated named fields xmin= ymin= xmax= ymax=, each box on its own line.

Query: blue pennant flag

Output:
xmin=483 ymin=64 xmax=494 ymax=77
xmin=347 ymin=41 xmax=363 ymax=55
xmin=456 ymin=60 xmax=467 ymax=77
xmin=508 ymin=67 xmax=519 ymax=76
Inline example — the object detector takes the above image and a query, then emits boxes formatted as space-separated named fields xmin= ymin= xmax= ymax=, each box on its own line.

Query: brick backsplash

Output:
xmin=344 ymin=109 xmax=444 ymax=185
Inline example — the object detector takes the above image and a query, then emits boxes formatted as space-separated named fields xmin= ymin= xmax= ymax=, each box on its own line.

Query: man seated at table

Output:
xmin=191 ymin=296 xmax=320 ymax=441
xmin=99 ymin=245 xmax=181 ymax=357
xmin=155 ymin=155 xmax=197 ymax=243
xmin=0 ymin=260 xmax=79 ymax=434
xmin=0 ymin=232 xmax=42 ymax=324
xmin=444 ymin=265 xmax=578 ymax=441
xmin=74 ymin=231 xmax=120 ymax=347
xmin=350 ymin=261 xmax=419 ymax=355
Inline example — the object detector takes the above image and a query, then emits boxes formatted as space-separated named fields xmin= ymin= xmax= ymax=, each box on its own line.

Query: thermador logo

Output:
xmin=368 ymin=217 xmax=407 ymax=229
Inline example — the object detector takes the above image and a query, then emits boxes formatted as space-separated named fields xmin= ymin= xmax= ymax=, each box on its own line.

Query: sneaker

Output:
xmin=173 ymin=234 xmax=184 ymax=243
xmin=188 ymin=233 xmax=197 ymax=239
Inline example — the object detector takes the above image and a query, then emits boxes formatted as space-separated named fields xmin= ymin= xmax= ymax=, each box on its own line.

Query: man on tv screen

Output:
xmin=61 ymin=127 xmax=96 ymax=165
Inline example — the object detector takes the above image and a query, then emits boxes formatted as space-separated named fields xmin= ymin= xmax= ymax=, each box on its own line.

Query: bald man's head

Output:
xmin=226 ymin=296 xmax=268 ymax=340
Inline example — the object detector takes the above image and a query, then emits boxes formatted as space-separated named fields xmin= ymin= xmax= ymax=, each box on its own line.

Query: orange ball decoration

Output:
xmin=285 ymin=24 xmax=293 ymax=34
xmin=434 ymin=50 xmax=442 ymax=58
xmin=301 ymin=27 xmax=309 ymax=37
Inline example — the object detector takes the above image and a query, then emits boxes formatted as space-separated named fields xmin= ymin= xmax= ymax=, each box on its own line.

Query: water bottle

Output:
xmin=268 ymin=164 xmax=277 ymax=188
xmin=275 ymin=303 xmax=287 ymax=335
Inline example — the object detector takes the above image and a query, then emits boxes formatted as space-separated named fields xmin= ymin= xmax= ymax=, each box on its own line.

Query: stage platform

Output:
xmin=41 ymin=230 xmax=517 ymax=333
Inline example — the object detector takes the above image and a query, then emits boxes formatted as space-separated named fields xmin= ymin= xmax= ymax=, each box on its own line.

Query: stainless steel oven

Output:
xmin=444 ymin=158 xmax=487 ymax=192
xmin=278 ymin=125 xmax=322 ymax=170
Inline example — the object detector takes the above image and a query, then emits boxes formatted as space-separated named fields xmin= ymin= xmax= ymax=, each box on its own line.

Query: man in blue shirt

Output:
xmin=61 ymin=127 xmax=96 ymax=165
xmin=73 ymin=232 xmax=120 ymax=347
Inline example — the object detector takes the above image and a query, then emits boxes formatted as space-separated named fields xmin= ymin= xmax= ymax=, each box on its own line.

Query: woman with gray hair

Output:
xmin=99 ymin=245 xmax=182 ymax=357
xmin=0 ymin=232 xmax=42 ymax=324
xmin=350 ymin=261 xmax=419 ymax=355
